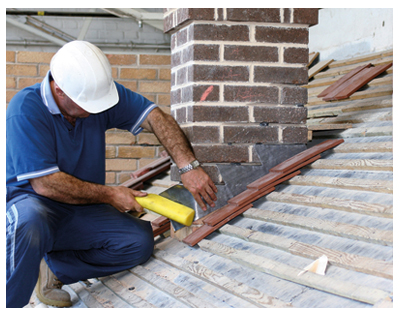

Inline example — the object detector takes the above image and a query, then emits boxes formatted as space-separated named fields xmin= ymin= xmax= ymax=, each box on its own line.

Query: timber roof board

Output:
xmin=26 ymin=49 xmax=394 ymax=309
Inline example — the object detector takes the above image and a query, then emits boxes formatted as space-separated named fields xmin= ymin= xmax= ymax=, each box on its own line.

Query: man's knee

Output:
xmin=6 ymin=195 xmax=55 ymax=286
xmin=8 ymin=196 xmax=54 ymax=251
xmin=117 ymin=218 xmax=154 ymax=266
xmin=135 ymin=221 xmax=154 ymax=264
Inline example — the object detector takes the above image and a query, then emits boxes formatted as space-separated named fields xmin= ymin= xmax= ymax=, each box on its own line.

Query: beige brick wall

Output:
xmin=6 ymin=50 xmax=171 ymax=185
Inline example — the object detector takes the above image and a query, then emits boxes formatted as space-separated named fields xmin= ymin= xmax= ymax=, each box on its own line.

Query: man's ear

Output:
xmin=53 ymin=82 xmax=66 ymax=97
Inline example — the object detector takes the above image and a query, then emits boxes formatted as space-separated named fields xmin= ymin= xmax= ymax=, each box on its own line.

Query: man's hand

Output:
xmin=108 ymin=186 xmax=148 ymax=213
xmin=180 ymin=167 xmax=218 ymax=211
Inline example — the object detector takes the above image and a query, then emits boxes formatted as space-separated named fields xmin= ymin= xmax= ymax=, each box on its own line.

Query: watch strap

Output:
xmin=178 ymin=160 xmax=200 ymax=175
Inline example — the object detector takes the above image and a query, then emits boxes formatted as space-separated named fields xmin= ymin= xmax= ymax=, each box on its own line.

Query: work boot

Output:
xmin=35 ymin=258 xmax=72 ymax=307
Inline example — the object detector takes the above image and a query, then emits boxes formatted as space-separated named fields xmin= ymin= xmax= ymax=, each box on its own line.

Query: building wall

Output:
xmin=309 ymin=8 xmax=393 ymax=61
xmin=6 ymin=50 xmax=171 ymax=185
xmin=7 ymin=8 xmax=393 ymax=187
xmin=6 ymin=8 xmax=170 ymax=53
xmin=164 ymin=8 xmax=317 ymax=184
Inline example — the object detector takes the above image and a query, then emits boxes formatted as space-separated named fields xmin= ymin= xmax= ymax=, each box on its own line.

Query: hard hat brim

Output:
xmin=73 ymin=81 xmax=119 ymax=114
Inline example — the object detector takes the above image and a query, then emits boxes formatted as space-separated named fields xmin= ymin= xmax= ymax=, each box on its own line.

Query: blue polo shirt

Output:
xmin=6 ymin=71 xmax=157 ymax=197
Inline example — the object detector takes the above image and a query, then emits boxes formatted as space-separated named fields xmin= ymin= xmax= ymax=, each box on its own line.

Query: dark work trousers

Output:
xmin=6 ymin=189 xmax=154 ymax=308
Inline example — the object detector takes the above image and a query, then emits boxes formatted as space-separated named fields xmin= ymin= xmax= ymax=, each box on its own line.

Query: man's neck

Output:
xmin=50 ymin=81 xmax=76 ymax=127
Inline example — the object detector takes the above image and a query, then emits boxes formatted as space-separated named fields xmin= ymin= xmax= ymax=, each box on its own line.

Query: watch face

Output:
xmin=192 ymin=161 xmax=199 ymax=168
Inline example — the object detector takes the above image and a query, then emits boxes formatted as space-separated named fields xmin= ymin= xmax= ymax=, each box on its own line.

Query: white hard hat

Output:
xmin=50 ymin=41 xmax=119 ymax=114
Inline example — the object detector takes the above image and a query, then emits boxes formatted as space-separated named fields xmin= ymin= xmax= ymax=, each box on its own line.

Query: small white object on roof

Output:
xmin=298 ymin=255 xmax=328 ymax=276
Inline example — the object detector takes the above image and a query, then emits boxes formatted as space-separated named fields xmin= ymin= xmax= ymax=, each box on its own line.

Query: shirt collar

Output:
xmin=40 ymin=71 xmax=61 ymax=115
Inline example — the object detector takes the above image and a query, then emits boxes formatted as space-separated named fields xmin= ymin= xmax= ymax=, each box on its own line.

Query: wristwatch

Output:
xmin=178 ymin=160 xmax=200 ymax=175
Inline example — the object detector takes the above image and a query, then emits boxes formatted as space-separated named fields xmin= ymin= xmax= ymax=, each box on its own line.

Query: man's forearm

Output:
xmin=29 ymin=171 xmax=146 ymax=213
xmin=142 ymin=108 xmax=195 ymax=168
xmin=141 ymin=108 xmax=218 ymax=210
xmin=30 ymin=171 xmax=113 ymax=205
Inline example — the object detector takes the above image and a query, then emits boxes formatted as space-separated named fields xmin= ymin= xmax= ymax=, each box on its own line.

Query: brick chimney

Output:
xmin=164 ymin=8 xmax=318 ymax=185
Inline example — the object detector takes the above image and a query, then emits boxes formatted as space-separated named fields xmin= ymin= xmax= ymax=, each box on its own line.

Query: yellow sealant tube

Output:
xmin=135 ymin=193 xmax=195 ymax=226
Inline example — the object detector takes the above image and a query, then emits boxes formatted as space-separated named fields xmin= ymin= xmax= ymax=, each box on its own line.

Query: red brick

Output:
xmin=224 ymin=45 xmax=278 ymax=62
xmin=254 ymin=66 xmax=308 ymax=85
xmin=176 ymin=67 xmax=187 ymax=85
xmin=283 ymin=9 xmax=291 ymax=23
xmin=163 ymin=13 xmax=175 ymax=33
xmin=171 ymin=88 xmax=182 ymax=105
xmin=282 ymin=126 xmax=308 ymax=144
xmin=175 ymin=27 xmax=188 ymax=48
xmin=280 ymin=86 xmax=308 ymax=105
xmin=188 ymin=105 xmax=249 ymax=122
xmin=182 ymin=125 xmax=220 ymax=143
xmin=171 ymin=51 xmax=181 ymax=68
xmin=253 ymin=105 xmax=307 ymax=124
xmin=255 ymin=26 xmax=309 ymax=44
xmin=180 ymin=84 xmax=220 ymax=104
xmin=176 ymin=8 xmax=215 ymax=25
xmin=192 ymin=85 xmax=220 ymax=102
xmin=171 ymin=106 xmax=186 ymax=123
xmin=292 ymin=8 xmax=319 ymax=26
xmin=190 ymin=24 xmax=249 ymax=42
xmin=284 ymin=47 xmax=309 ymax=64
xmin=183 ymin=44 xmax=220 ymax=62
xmin=189 ymin=64 xmax=249 ymax=82
xmin=226 ymin=8 xmax=280 ymax=22
xmin=223 ymin=125 xmax=279 ymax=143
xmin=224 ymin=85 xmax=279 ymax=103
xmin=194 ymin=144 xmax=250 ymax=163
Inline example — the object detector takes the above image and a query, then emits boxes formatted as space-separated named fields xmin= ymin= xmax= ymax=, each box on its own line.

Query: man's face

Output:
xmin=59 ymin=95 xmax=91 ymax=119
xmin=51 ymin=81 xmax=91 ymax=119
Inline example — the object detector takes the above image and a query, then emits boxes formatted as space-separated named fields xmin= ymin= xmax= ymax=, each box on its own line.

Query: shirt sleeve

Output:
xmin=105 ymin=81 xmax=158 ymax=134
xmin=6 ymin=93 xmax=59 ymax=185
